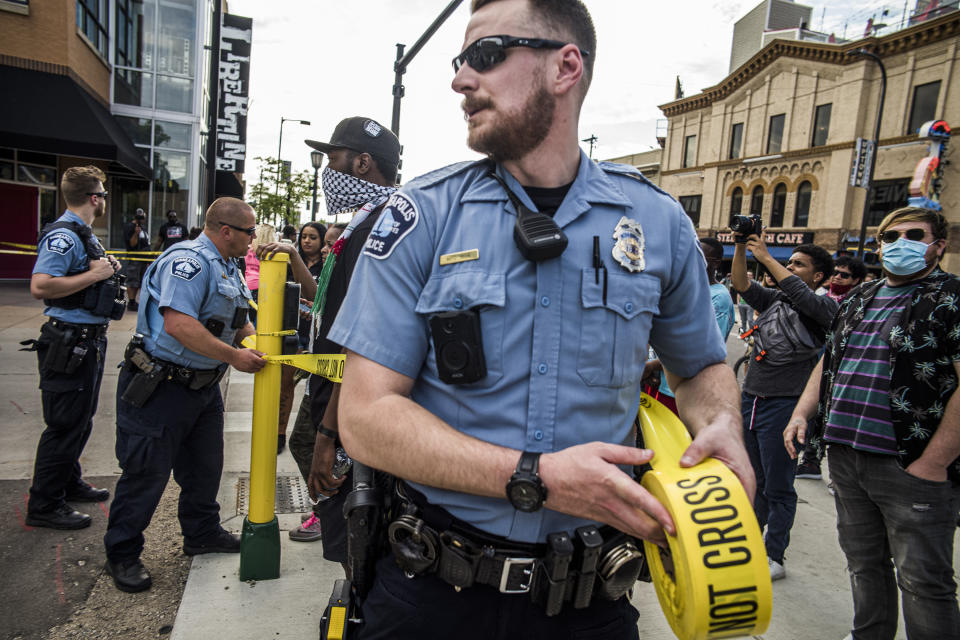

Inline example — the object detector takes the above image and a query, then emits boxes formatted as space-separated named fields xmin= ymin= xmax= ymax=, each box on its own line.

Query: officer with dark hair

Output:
xmin=24 ymin=165 xmax=122 ymax=530
xmin=103 ymin=197 xmax=266 ymax=593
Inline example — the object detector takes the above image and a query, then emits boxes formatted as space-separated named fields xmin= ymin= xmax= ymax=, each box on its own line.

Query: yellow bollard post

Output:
xmin=239 ymin=252 xmax=288 ymax=581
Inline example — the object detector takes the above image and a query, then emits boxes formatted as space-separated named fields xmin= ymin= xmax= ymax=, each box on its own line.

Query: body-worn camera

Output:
xmin=429 ymin=310 xmax=487 ymax=385
xmin=730 ymin=214 xmax=762 ymax=243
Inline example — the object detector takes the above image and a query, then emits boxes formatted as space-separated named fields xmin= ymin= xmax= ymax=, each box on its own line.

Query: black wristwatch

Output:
xmin=506 ymin=451 xmax=547 ymax=512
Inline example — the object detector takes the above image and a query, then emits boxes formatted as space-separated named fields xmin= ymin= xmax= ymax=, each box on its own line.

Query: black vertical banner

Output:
xmin=216 ymin=14 xmax=252 ymax=173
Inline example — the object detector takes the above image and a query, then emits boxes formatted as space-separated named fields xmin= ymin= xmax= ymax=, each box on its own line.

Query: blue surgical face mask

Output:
xmin=880 ymin=237 xmax=932 ymax=276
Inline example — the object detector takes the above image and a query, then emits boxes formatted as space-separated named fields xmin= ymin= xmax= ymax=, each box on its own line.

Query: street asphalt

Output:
xmin=1 ymin=280 xmax=957 ymax=639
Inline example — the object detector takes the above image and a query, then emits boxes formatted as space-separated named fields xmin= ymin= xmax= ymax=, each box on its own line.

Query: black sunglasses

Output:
xmin=87 ymin=191 xmax=108 ymax=198
xmin=452 ymin=35 xmax=589 ymax=73
xmin=881 ymin=228 xmax=927 ymax=244
xmin=832 ymin=270 xmax=852 ymax=278
xmin=221 ymin=222 xmax=256 ymax=237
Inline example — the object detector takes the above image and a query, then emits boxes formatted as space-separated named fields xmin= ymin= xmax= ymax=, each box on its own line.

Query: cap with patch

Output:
xmin=306 ymin=117 xmax=400 ymax=172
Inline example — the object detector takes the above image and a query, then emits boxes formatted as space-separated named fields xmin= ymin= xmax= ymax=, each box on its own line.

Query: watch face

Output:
xmin=508 ymin=480 xmax=541 ymax=512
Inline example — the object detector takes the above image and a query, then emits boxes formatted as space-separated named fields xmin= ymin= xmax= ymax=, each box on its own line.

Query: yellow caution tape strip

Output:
xmin=239 ymin=335 xmax=343 ymax=382
xmin=0 ymin=241 xmax=38 ymax=250
xmin=636 ymin=393 xmax=772 ymax=640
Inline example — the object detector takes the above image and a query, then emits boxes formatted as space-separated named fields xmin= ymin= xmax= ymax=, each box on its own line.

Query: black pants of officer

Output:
xmin=356 ymin=553 xmax=641 ymax=640
xmin=104 ymin=368 xmax=226 ymax=562
xmin=28 ymin=332 xmax=107 ymax=514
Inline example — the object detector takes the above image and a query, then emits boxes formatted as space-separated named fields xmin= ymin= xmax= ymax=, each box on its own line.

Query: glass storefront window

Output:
xmin=155 ymin=120 xmax=192 ymax=150
xmin=0 ymin=160 xmax=14 ymax=181
xmin=116 ymin=0 xmax=154 ymax=69
xmin=158 ymin=0 xmax=196 ymax=77
xmin=115 ymin=69 xmax=154 ymax=108
xmin=18 ymin=164 xmax=57 ymax=186
xmin=40 ymin=189 xmax=58 ymax=228
xmin=110 ymin=176 xmax=152 ymax=248
xmin=156 ymin=74 xmax=193 ymax=113
xmin=152 ymin=149 xmax=191 ymax=231
xmin=115 ymin=115 xmax=153 ymax=146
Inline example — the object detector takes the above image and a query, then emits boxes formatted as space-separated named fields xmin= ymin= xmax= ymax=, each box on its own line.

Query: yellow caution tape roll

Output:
xmin=239 ymin=336 xmax=344 ymax=382
xmin=637 ymin=393 xmax=771 ymax=640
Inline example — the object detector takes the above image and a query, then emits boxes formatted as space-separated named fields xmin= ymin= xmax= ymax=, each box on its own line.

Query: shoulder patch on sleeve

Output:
xmin=170 ymin=255 xmax=203 ymax=281
xmin=363 ymin=192 xmax=419 ymax=260
xmin=44 ymin=232 xmax=76 ymax=255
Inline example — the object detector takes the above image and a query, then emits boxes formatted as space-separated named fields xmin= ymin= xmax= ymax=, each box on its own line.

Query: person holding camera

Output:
xmin=730 ymin=217 xmax=836 ymax=581
xmin=322 ymin=2 xmax=753 ymax=637
xmin=103 ymin=198 xmax=265 ymax=593
xmin=24 ymin=165 xmax=122 ymax=530
xmin=122 ymin=208 xmax=151 ymax=311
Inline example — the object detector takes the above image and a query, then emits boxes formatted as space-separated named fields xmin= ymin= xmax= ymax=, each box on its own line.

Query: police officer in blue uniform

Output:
xmin=328 ymin=1 xmax=755 ymax=638
xmin=103 ymin=197 xmax=266 ymax=593
xmin=25 ymin=166 xmax=123 ymax=530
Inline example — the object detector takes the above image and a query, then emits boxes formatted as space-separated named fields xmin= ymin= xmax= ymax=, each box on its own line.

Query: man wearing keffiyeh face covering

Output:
xmin=258 ymin=116 xmax=399 ymax=553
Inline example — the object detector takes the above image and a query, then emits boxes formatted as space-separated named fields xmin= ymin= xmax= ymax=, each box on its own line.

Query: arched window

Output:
xmin=750 ymin=186 xmax=764 ymax=216
xmin=794 ymin=181 xmax=812 ymax=227
xmin=770 ymin=183 xmax=787 ymax=227
xmin=729 ymin=187 xmax=742 ymax=224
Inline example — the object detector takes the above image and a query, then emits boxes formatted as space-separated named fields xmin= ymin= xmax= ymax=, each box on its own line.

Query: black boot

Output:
xmin=105 ymin=558 xmax=152 ymax=592
xmin=26 ymin=504 xmax=92 ymax=530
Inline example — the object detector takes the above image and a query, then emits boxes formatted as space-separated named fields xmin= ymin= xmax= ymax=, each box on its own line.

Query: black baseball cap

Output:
xmin=306 ymin=117 xmax=400 ymax=171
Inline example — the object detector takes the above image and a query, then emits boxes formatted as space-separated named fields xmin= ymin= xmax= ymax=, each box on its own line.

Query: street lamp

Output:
xmin=850 ymin=48 xmax=887 ymax=258
xmin=276 ymin=116 xmax=311 ymax=195
xmin=310 ymin=150 xmax=324 ymax=221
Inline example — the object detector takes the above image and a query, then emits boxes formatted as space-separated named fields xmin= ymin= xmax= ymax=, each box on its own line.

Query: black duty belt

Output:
xmin=48 ymin=318 xmax=108 ymax=341
xmin=388 ymin=482 xmax=649 ymax=615
xmin=153 ymin=356 xmax=226 ymax=389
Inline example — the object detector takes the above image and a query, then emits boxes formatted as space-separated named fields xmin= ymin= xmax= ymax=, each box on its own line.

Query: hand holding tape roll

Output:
xmin=636 ymin=393 xmax=771 ymax=640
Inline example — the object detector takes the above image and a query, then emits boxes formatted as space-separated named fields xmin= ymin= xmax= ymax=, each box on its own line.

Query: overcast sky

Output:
xmin=226 ymin=0 xmax=904 ymax=210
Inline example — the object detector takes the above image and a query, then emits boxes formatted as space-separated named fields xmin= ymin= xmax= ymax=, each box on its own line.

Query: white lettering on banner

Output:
xmin=216 ymin=14 xmax=252 ymax=173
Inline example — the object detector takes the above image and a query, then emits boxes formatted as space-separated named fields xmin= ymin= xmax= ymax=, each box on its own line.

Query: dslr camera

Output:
xmin=730 ymin=214 xmax=762 ymax=244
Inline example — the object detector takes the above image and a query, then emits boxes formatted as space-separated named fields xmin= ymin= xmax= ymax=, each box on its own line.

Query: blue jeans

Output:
xmin=828 ymin=444 xmax=960 ymax=640
xmin=741 ymin=392 xmax=799 ymax=564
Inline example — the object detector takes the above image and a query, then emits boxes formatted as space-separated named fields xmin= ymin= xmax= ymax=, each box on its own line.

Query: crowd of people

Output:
xmin=19 ymin=0 xmax=959 ymax=638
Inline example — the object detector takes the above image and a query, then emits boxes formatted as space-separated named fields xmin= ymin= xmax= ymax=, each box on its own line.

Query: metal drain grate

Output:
xmin=236 ymin=473 xmax=312 ymax=515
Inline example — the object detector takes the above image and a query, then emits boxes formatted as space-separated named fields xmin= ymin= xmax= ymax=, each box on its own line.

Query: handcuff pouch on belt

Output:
xmin=385 ymin=490 xmax=650 ymax=616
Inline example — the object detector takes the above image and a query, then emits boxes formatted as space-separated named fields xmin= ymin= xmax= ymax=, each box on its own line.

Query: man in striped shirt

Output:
xmin=786 ymin=206 xmax=960 ymax=640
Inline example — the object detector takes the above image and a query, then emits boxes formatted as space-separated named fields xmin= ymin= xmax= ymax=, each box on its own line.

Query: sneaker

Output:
xmin=795 ymin=460 xmax=822 ymax=480
xmin=183 ymin=529 xmax=241 ymax=556
xmin=26 ymin=504 xmax=92 ymax=530
xmin=288 ymin=513 xmax=322 ymax=542
xmin=768 ymin=557 xmax=786 ymax=581
xmin=127 ymin=300 xmax=138 ymax=311
xmin=827 ymin=481 xmax=836 ymax=496
xmin=277 ymin=434 xmax=286 ymax=454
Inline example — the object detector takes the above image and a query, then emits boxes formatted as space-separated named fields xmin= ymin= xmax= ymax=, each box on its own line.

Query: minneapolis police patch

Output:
xmin=170 ymin=256 xmax=203 ymax=281
xmin=45 ymin=232 xmax=75 ymax=255
xmin=363 ymin=193 xmax=418 ymax=260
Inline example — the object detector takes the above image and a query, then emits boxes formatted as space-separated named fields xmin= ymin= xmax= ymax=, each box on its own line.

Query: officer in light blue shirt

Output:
xmin=103 ymin=197 xmax=265 ymax=594
xmin=25 ymin=166 xmax=121 ymax=532
xmin=327 ymin=1 xmax=754 ymax=636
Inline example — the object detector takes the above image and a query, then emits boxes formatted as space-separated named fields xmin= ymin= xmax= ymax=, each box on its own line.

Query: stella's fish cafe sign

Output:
xmin=716 ymin=231 xmax=814 ymax=246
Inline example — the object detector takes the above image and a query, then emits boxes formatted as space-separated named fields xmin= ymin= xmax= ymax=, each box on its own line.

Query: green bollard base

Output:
xmin=239 ymin=516 xmax=281 ymax=581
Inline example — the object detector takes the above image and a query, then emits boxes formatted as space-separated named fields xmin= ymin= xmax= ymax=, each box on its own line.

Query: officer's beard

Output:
xmin=465 ymin=76 xmax=555 ymax=163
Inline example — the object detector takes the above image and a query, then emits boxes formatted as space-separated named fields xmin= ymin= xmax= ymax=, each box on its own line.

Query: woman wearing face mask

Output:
xmin=276 ymin=222 xmax=328 ymax=455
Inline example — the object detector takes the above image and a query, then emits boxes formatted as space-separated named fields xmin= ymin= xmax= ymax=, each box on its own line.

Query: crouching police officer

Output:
xmin=24 ymin=166 xmax=124 ymax=530
xmin=103 ymin=197 xmax=265 ymax=593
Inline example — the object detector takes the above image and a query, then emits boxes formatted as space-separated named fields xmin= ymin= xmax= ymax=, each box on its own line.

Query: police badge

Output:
xmin=612 ymin=216 xmax=645 ymax=272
